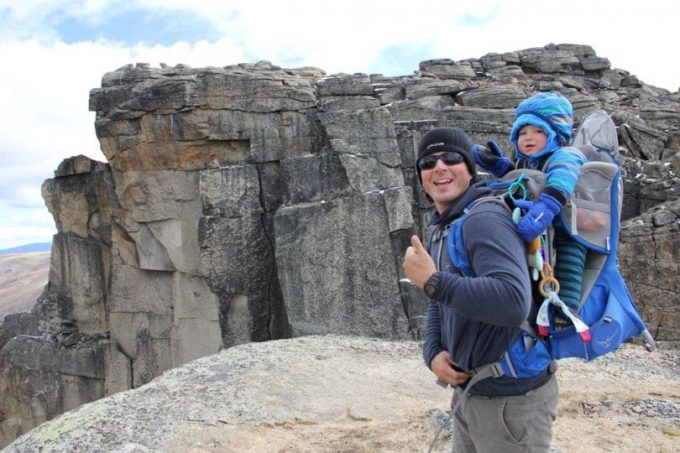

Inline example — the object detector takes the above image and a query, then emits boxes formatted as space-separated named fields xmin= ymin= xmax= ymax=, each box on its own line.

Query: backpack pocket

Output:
xmin=561 ymin=161 xmax=618 ymax=252
xmin=548 ymin=280 xmax=644 ymax=361
xmin=501 ymin=332 xmax=552 ymax=379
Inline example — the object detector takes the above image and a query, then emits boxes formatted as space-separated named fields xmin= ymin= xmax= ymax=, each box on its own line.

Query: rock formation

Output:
xmin=1 ymin=43 xmax=679 ymax=446
xmin=619 ymin=198 xmax=680 ymax=348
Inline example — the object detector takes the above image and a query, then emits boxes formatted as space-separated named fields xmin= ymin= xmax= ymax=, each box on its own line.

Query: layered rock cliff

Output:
xmin=1 ymin=43 xmax=679 ymax=446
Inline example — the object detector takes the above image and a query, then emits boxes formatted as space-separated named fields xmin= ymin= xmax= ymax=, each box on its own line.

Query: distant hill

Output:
xmin=0 ymin=251 xmax=50 ymax=320
xmin=0 ymin=242 xmax=51 ymax=255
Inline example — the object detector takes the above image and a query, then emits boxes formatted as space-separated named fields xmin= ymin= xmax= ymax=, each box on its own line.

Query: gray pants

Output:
xmin=451 ymin=375 xmax=558 ymax=453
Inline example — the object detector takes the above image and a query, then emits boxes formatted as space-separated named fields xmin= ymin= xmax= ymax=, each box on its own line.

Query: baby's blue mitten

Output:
xmin=472 ymin=139 xmax=512 ymax=177
xmin=515 ymin=193 xmax=563 ymax=243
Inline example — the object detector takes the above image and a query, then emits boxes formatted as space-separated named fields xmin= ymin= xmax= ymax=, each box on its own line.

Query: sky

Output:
xmin=0 ymin=0 xmax=678 ymax=250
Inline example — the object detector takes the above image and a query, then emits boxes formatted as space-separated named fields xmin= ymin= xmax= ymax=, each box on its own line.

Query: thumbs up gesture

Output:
xmin=403 ymin=235 xmax=437 ymax=288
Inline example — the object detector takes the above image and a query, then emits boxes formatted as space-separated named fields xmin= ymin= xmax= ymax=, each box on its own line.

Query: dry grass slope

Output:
xmin=0 ymin=252 xmax=50 ymax=320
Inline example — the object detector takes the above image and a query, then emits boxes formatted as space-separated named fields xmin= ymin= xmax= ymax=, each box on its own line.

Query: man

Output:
xmin=403 ymin=127 xmax=558 ymax=452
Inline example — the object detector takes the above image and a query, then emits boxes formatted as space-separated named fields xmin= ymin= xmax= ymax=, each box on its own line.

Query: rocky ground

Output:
xmin=4 ymin=335 xmax=679 ymax=452
xmin=0 ymin=252 xmax=49 ymax=320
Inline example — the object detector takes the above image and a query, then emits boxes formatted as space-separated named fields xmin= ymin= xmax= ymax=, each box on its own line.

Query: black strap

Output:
xmin=428 ymin=363 xmax=505 ymax=452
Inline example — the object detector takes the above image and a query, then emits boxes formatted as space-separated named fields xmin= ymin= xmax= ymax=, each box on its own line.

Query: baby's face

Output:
xmin=518 ymin=125 xmax=548 ymax=156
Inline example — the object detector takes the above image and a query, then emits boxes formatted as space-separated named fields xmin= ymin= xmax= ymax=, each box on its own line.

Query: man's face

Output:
xmin=419 ymin=152 xmax=473 ymax=213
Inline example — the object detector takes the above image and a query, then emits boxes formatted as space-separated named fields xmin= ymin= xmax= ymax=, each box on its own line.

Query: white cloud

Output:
xmin=0 ymin=40 xmax=110 ymax=178
xmin=0 ymin=205 xmax=55 ymax=250
xmin=124 ymin=38 xmax=247 ymax=68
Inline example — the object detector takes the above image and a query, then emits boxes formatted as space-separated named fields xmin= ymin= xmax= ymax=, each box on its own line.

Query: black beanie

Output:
xmin=416 ymin=127 xmax=478 ymax=183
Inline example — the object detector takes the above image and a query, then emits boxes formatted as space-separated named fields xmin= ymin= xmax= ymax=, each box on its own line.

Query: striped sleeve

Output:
xmin=543 ymin=146 xmax=587 ymax=198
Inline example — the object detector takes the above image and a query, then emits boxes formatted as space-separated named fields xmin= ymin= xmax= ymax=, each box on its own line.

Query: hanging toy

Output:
xmin=508 ymin=173 xmax=543 ymax=281
xmin=512 ymin=206 xmax=522 ymax=224
xmin=527 ymin=237 xmax=543 ymax=281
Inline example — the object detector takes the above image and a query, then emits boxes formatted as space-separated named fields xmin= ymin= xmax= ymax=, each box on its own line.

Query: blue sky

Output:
xmin=0 ymin=0 xmax=678 ymax=250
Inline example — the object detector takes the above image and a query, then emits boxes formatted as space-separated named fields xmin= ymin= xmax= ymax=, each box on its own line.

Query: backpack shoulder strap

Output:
xmin=447 ymin=196 xmax=511 ymax=277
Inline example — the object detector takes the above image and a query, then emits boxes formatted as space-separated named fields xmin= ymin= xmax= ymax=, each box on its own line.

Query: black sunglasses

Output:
xmin=417 ymin=152 xmax=465 ymax=171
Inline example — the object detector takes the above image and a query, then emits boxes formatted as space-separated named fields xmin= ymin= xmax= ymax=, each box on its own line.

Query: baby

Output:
xmin=473 ymin=92 xmax=587 ymax=311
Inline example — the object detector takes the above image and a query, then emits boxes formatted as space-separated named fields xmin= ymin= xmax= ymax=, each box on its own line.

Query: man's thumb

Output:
xmin=410 ymin=235 xmax=426 ymax=253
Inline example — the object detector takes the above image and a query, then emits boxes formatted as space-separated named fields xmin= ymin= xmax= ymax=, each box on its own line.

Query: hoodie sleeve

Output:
xmin=422 ymin=300 xmax=443 ymax=369
xmin=428 ymin=202 xmax=532 ymax=327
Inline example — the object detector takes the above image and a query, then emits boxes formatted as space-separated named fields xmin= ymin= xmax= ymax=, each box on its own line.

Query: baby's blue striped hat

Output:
xmin=510 ymin=92 xmax=574 ymax=148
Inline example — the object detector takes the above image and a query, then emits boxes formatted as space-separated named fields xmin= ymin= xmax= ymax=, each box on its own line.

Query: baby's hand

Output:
xmin=515 ymin=193 xmax=563 ymax=243
xmin=472 ymin=139 xmax=512 ymax=177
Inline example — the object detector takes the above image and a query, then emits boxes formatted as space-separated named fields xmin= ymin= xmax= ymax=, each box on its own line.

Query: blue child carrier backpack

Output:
xmin=448 ymin=110 xmax=655 ymax=380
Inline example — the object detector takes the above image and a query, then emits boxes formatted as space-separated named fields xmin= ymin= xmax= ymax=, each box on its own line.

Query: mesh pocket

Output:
xmin=561 ymin=162 xmax=618 ymax=251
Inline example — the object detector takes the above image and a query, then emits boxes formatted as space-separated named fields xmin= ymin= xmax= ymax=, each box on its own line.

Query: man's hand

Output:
xmin=430 ymin=350 xmax=470 ymax=387
xmin=403 ymin=235 xmax=437 ymax=288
